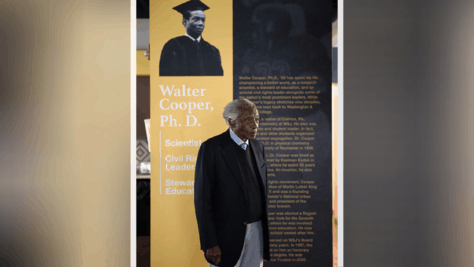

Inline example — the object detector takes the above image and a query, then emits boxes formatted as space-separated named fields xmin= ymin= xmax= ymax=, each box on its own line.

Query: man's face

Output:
xmin=184 ymin=10 xmax=206 ymax=37
xmin=232 ymin=107 xmax=259 ymax=142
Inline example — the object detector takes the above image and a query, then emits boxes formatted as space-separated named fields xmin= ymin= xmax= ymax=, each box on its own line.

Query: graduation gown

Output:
xmin=159 ymin=36 xmax=224 ymax=76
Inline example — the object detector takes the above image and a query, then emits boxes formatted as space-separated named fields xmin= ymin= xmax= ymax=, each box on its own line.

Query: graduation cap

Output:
xmin=173 ymin=0 xmax=210 ymax=15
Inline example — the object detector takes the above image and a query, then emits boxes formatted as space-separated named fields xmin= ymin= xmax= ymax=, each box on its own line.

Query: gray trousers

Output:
xmin=211 ymin=220 xmax=263 ymax=267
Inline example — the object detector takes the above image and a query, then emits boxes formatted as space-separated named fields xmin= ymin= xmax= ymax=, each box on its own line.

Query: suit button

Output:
xmin=244 ymin=221 xmax=247 ymax=225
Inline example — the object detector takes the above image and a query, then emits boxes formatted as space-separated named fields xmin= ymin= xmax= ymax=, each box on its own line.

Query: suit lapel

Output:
xmin=220 ymin=130 xmax=247 ymax=201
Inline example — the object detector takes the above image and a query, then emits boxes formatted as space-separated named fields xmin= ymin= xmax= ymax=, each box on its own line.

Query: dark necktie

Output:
xmin=195 ymin=40 xmax=205 ymax=75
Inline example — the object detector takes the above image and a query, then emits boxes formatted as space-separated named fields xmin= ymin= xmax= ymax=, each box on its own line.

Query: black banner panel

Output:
xmin=233 ymin=1 xmax=333 ymax=266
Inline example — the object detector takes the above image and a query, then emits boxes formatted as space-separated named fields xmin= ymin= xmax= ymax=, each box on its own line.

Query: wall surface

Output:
xmin=344 ymin=0 xmax=474 ymax=266
xmin=0 ymin=0 xmax=131 ymax=266
xmin=137 ymin=50 xmax=150 ymax=76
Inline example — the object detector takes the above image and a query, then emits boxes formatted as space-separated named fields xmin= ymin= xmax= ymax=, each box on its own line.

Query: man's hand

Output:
xmin=206 ymin=245 xmax=222 ymax=265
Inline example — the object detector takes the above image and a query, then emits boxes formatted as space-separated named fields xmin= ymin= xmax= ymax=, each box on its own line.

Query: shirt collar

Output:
xmin=229 ymin=128 xmax=249 ymax=147
xmin=185 ymin=33 xmax=201 ymax=42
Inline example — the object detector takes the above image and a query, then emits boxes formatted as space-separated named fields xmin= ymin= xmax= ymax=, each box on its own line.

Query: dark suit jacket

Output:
xmin=159 ymin=36 xmax=224 ymax=76
xmin=194 ymin=130 xmax=270 ymax=266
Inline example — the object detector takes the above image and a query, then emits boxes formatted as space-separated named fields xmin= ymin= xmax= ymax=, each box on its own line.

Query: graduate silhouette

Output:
xmin=159 ymin=0 xmax=224 ymax=76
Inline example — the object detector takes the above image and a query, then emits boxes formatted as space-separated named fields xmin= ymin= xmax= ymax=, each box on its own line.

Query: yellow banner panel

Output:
xmin=150 ymin=0 xmax=233 ymax=266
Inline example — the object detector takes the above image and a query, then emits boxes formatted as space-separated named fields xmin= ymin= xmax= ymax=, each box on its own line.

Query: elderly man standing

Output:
xmin=194 ymin=99 xmax=270 ymax=267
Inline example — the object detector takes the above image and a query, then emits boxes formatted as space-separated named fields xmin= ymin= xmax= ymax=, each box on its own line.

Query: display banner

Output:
xmin=233 ymin=1 xmax=333 ymax=266
xmin=150 ymin=0 xmax=333 ymax=266
xmin=150 ymin=1 xmax=233 ymax=266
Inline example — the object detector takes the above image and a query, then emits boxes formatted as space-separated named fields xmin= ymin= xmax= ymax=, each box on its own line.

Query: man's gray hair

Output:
xmin=223 ymin=99 xmax=257 ymax=126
